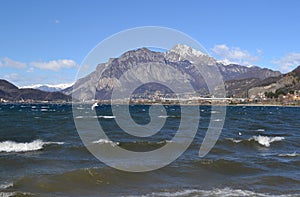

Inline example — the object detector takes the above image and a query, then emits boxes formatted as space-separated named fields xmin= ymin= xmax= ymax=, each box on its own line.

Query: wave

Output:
xmin=252 ymin=135 xmax=284 ymax=147
xmin=92 ymin=139 xmax=119 ymax=147
xmin=0 ymin=192 xmax=16 ymax=197
xmin=158 ymin=115 xmax=177 ymax=118
xmin=0 ymin=183 xmax=13 ymax=189
xmin=213 ymin=119 xmax=223 ymax=122
xmin=0 ymin=192 xmax=33 ymax=197
xmin=278 ymin=152 xmax=299 ymax=157
xmin=226 ymin=138 xmax=243 ymax=143
xmin=192 ymin=159 xmax=262 ymax=174
xmin=0 ymin=140 xmax=64 ymax=153
xmin=97 ymin=115 xmax=115 ymax=119
xmin=75 ymin=115 xmax=115 ymax=119
xmin=226 ymin=135 xmax=285 ymax=147
xmin=92 ymin=139 xmax=174 ymax=148
xmin=132 ymin=187 xmax=299 ymax=197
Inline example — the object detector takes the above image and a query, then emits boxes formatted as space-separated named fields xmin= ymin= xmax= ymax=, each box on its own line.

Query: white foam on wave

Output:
xmin=213 ymin=119 xmax=223 ymax=122
xmin=158 ymin=115 xmax=176 ymax=118
xmin=0 ymin=192 xmax=16 ymax=197
xmin=96 ymin=115 xmax=115 ymax=119
xmin=158 ymin=115 xmax=169 ymax=118
xmin=226 ymin=135 xmax=285 ymax=147
xmin=92 ymin=139 xmax=119 ymax=147
xmin=0 ymin=140 xmax=64 ymax=153
xmin=0 ymin=182 xmax=13 ymax=189
xmin=278 ymin=152 xmax=299 ymax=157
xmin=226 ymin=138 xmax=242 ymax=143
xmin=252 ymin=135 xmax=284 ymax=147
xmin=130 ymin=187 xmax=294 ymax=197
xmin=75 ymin=115 xmax=116 ymax=119
xmin=256 ymin=129 xmax=265 ymax=132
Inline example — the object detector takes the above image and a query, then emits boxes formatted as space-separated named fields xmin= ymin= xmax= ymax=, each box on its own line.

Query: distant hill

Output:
xmin=20 ymin=83 xmax=73 ymax=92
xmin=225 ymin=66 xmax=300 ymax=98
xmin=0 ymin=80 xmax=71 ymax=102
xmin=248 ymin=65 xmax=300 ymax=98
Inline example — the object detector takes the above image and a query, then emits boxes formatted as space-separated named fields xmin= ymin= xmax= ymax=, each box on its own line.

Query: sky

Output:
xmin=1 ymin=0 xmax=300 ymax=87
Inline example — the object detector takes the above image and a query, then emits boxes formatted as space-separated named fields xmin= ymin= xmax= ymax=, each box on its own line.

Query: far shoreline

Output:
xmin=1 ymin=101 xmax=299 ymax=107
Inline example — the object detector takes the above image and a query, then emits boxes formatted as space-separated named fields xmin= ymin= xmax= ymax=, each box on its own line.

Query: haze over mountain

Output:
xmin=66 ymin=44 xmax=281 ymax=101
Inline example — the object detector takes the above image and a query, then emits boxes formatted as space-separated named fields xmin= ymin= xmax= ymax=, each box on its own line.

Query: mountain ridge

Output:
xmin=66 ymin=44 xmax=281 ymax=101
xmin=0 ymin=80 xmax=71 ymax=102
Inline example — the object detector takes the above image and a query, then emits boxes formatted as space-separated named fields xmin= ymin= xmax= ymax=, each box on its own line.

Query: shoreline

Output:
xmin=1 ymin=101 xmax=299 ymax=107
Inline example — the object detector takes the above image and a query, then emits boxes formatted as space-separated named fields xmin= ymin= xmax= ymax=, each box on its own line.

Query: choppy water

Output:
xmin=0 ymin=104 xmax=299 ymax=196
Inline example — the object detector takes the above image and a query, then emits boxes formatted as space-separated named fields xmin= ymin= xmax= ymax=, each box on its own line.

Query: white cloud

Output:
xmin=30 ymin=59 xmax=79 ymax=71
xmin=211 ymin=44 xmax=260 ymax=66
xmin=272 ymin=53 xmax=300 ymax=72
xmin=0 ymin=57 xmax=27 ymax=68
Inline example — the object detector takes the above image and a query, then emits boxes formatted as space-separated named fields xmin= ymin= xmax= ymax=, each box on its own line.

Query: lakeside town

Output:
xmin=2 ymin=90 xmax=299 ymax=106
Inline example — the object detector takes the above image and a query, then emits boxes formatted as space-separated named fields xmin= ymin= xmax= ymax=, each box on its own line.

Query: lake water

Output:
xmin=0 ymin=104 xmax=299 ymax=196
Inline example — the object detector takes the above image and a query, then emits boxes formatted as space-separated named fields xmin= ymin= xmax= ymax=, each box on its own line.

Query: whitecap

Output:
xmin=256 ymin=129 xmax=265 ymax=132
xmin=0 ymin=192 xmax=16 ymax=197
xmin=0 ymin=140 xmax=64 ymax=153
xmin=0 ymin=182 xmax=13 ymax=189
xmin=226 ymin=138 xmax=242 ymax=143
xmin=278 ymin=152 xmax=299 ymax=157
xmin=133 ymin=187 xmax=284 ymax=197
xmin=251 ymin=135 xmax=284 ymax=147
xmin=158 ymin=115 xmax=169 ymax=118
xmin=158 ymin=115 xmax=176 ymax=118
xmin=96 ymin=115 xmax=115 ymax=119
xmin=213 ymin=119 xmax=223 ymax=122
xmin=92 ymin=139 xmax=119 ymax=147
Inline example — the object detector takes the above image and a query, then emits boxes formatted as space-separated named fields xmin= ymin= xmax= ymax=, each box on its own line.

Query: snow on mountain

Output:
xmin=165 ymin=44 xmax=217 ymax=68
xmin=168 ymin=44 xmax=207 ymax=58
xmin=20 ymin=83 xmax=74 ymax=92
xmin=66 ymin=44 xmax=281 ymax=101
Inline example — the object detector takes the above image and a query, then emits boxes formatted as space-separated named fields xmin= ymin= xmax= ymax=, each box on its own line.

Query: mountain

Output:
xmin=0 ymin=80 xmax=71 ymax=102
xmin=20 ymin=83 xmax=73 ymax=92
xmin=65 ymin=44 xmax=281 ymax=101
xmin=247 ymin=65 xmax=300 ymax=98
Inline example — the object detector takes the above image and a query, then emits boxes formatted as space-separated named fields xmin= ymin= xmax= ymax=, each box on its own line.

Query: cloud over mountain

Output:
xmin=212 ymin=44 xmax=260 ymax=66
xmin=30 ymin=59 xmax=79 ymax=71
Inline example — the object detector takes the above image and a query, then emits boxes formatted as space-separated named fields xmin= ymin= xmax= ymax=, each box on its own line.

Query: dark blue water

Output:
xmin=0 ymin=104 xmax=299 ymax=196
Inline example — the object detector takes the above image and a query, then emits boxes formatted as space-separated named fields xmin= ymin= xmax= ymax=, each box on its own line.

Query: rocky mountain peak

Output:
xmin=165 ymin=44 xmax=215 ymax=65
xmin=168 ymin=44 xmax=206 ymax=58
xmin=118 ymin=47 xmax=165 ymax=63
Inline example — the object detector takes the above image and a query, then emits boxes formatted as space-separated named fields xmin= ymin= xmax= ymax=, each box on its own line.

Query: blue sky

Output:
xmin=1 ymin=0 xmax=300 ymax=86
